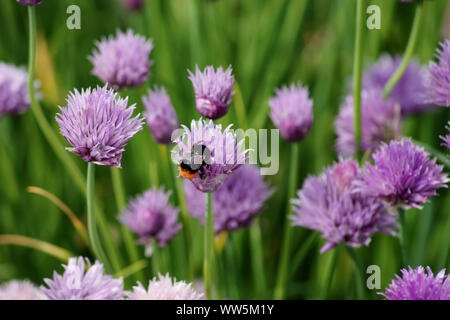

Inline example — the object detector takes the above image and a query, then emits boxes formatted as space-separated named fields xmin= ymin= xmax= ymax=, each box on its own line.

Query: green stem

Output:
xmin=174 ymin=167 xmax=194 ymax=281
xmin=353 ymin=0 xmax=364 ymax=161
xmin=161 ymin=145 xmax=193 ymax=280
xmin=398 ymin=209 xmax=409 ymax=266
xmin=111 ymin=167 xmax=144 ymax=283
xmin=233 ymin=82 xmax=248 ymax=130
xmin=345 ymin=246 xmax=366 ymax=300
xmin=114 ymin=260 xmax=148 ymax=280
xmin=151 ymin=239 xmax=161 ymax=276
xmin=249 ymin=219 xmax=267 ymax=298
xmin=87 ymin=163 xmax=111 ymax=273
xmin=289 ymin=233 xmax=317 ymax=279
xmin=224 ymin=235 xmax=240 ymax=299
xmin=27 ymin=7 xmax=121 ymax=272
xmin=438 ymin=195 xmax=450 ymax=269
xmin=274 ymin=142 xmax=300 ymax=299
xmin=322 ymin=249 xmax=339 ymax=299
xmin=0 ymin=140 xmax=19 ymax=203
xmin=204 ymin=192 xmax=214 ymax=300
xmin=383 ymin=1 xmax=424 ymax=99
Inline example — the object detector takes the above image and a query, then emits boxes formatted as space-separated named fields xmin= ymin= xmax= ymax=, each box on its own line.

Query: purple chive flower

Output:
xmin=17 ymin=0 xmax=43 ymax=6
xmin=441 ymin=122 xmax=450 ymax=150
xmin=173 ymin=118 xmax=249 ymax=193
xmin=426 ymin=40 xmax=450 ymax=107
xmin=89 ymin=30 xmax=153 ymax=90
xmin=120 ymin=0 xmax=144 ymax=11
xmin=183 ymin=165 xmax=274 ymax=234
xmin=188 ymin=65 xmax=235 ymax=119
xmin=0 ymin=62 xmax=40 ymax=117
xmin=361 ymin=54 xmax=430 ymax=114
xmin=379 ymin=266 xmax=450 ymax=300
xmin=128 ymin=273 xmax=203 ymax=300
xmin=120 ymin=187 xmax=181 ymax=247
xmin=335 ymin=89 xmax=402 ymax=157
xmin=0 ymin=280 xmax=45 ymax=300
xmin=142 ymin=86 xmax=179 ymax=144
xmin=355 ymin=138 xmax=449 ymax=209
xmin=56 ymin=85 xmax=143 ymax=168
xmin=42 ymin=257 xmax=124 ymax=300
xmin=269 ymin=83 xmax=313 ymax=143
xmin=291 ymin=159 xmax=398 ymax=253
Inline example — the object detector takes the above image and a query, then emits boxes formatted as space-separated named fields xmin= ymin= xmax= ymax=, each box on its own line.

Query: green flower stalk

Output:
xmin=398 ymin=209 xmax=409 ymax=266
xmin=352 ymin=0 xmax=364 ymax=161
xmin=345 ymin=246 xmax=366 ymax=299
xmin=87 ymin=163 xmax=110 ymax=271
xmin=274 ymin=143 xmax=300 ymax=300
xmin=383 ymin=1 xmax=424 ymax=100
xmin=111 ymin=167 xmax=144 ymax=283
xmin=204 ymin=192 xmax=214 ymax=300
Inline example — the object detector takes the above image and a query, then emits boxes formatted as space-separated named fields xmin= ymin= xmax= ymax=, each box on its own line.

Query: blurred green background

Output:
xmin=0 ymin=0 xmax=449 ymax=299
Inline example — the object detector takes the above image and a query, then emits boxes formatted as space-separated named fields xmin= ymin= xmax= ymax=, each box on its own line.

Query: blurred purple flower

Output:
xmin=361 ymin=54 xmax=430 ymax=114
xmin=120 ymin=187 xmax=181 ymax=247
xmin=0 ymin=280 xmax=45 ymax=300
xmin=269 ymin=83 xmax=313 ymax=143
xmin=42 ymin=257 xmax=124 ymax=300
xmin=355 ymin=138 xmax=449 ymax=209
xmin=291 ymin=159 xmax=398 ymax=253
xmin=335 ymin=89 xmax=402 ymax=157
xmin=89 ymin=29 xmax=153 ymax=90
xmin=17 ymin=0 xmax=43 ymax=6
xmin=120 ymin=0 xmax=143 ymax=11
xmin=172 ymin=119 xmax=249 ymax=193
xmin=426 ymin=40 xmax=450 ymax=107
xmin=183 ymin=165 xmax=274 ymax=234
xmin=441 ymin=122 xmax=450 ymax=150
xmin=142 ymin=86 xmax=179 ymax=144
xmin=379 ymin=266 xmax=450 ymax=300
xmin=0 ymin=62 xmax=40 ymax=117
xmin=188 ymin=65 xmax=235 ymax=119
xmin=128 ymin=273 xmax=203 ymax=300
xmin=56 ymin=85 xmax=143 ymax=168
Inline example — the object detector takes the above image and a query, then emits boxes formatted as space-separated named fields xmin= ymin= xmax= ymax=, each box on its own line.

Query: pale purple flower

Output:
xmin=17 ymin=0 xmax=43 ymax=5
xmin=335 ymin=89 xmax=402 ymax=157
xmin=172 ymin=118 xmax=249 ymax=193
xmin=42 ymin=257 xmax=124 ymax=300
xmin=89 ymin=29 xmax=153 ymax=90
xmin=120 ymin=0 xmax=143 ymax=11
xmin=269 ymin=83 xmax=313 ymax=142
xmin=291 ymin=159 xmax=398 ymax=253
xmin=355 ymin=138 xmax=449 ymax=209
xmin=0 ymin=62 xmax=40 ymax=117
xmin=128 ymin=273 xmax=203 ymax=300
xmin=56 ymin=85 xmax=143 ymax=168
xmin=183 ymin=165 xmax=274 ymax=234
xmin=380 ymin=266 xmax=450 ymax=300
xmin=120 ymin=187 xmax=181 ymax=247
xmin=362 ymin=54 xmax=430 ymax=114
xmin=426 ymin=40 xmax=450 ymax=107
xmin=441 ymin=122 xmax=450 ymax=150
xmin=188 ymin=65 xmax=235 ymax=119
xmin=142 ymin=86 xmax=179 ymax=144
xmin=0 ymin=280 xmax=45 ymax=300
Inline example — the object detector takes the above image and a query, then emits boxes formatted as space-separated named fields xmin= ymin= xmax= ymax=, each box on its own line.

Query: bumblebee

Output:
xmin=179 ymin=143 xmax=211 ymax=180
